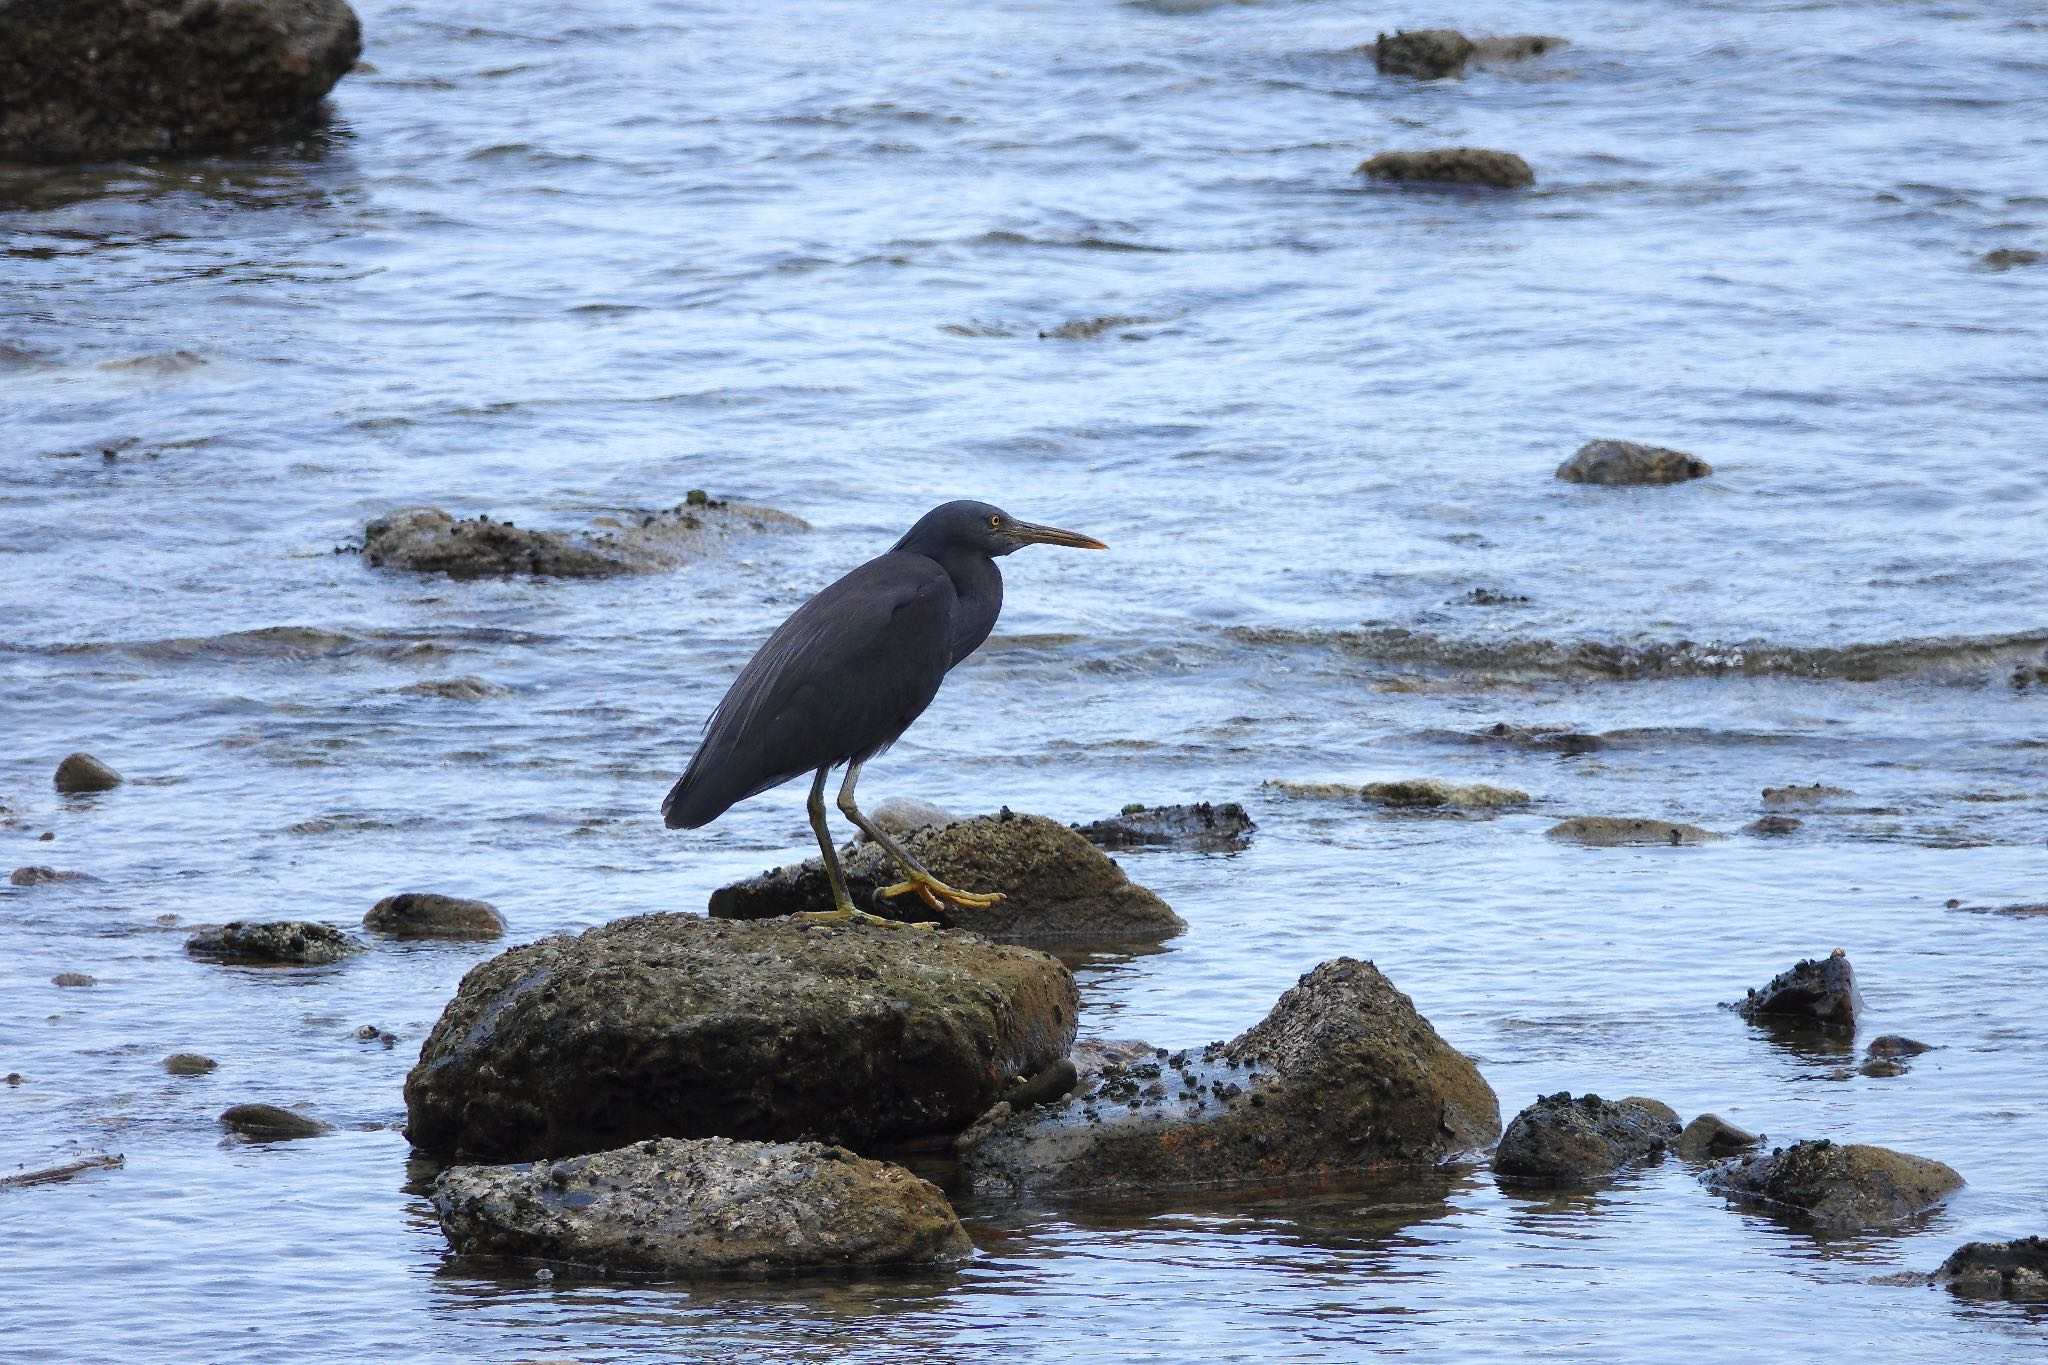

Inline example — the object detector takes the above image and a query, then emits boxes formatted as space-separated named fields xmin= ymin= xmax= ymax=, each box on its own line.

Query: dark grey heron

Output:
xmin=663 ymin=500 xmax=1106 ymax=924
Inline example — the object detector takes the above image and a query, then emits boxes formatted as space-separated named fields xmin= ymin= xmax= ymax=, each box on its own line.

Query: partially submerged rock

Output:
xmin=52 ymin=972 xmax=97 ymax=988
xmin=1358 ymin=148 xmax=1535 ymax=189
xmin=1040 ymin=314 xmax=1168 ymax=340
xmin=1982 ymin=248 xmax=2043 ymax=271
xmin=11 ymin=866 xmax=93 ymax=886
xmin=1865 ymin=1035 xmax=1931 ymax=1059
xmin=184 ymin=920 xmax=365 ymax=965
xmin=1744 ymin=815 xmax=1803 ymax=836
xmin=361 ymin=497 xmax=804 ymax=579
xmin=1931 ymin=1237 xmax=2048 ymax=1302
xmin=1371 ymin=29 xmax=1474 ymax=79
xmin=364 ymin=892 xmax=505 ymax=940
xmin=1761 ymin=784 xmax=1853 ymax=806
xmin=164 ymin=1053 xmax=218 ymax=1075
xmin=1733 ymin=949 xmax=1858 ymax=1030
xmin=0 ymin=0 xmax=362 ymax=161
xmin=1546 ymin=817 xmax=1722 ymax=846
xmin=1704 ymin=1139 xmax=1961 ymax=1232
xmin=1555 ymin=440 xmax=1712 ymax=486
xmin=709 ymin=811 xmax=1183 ymax=941
xmin=1494 ymin=1094 xmax=1679 ymax=1186
xmin=1360 ymin=778 xmax=1529 ymax=810
xmin=433 ymin=1136 xmax=970 ymax=1277
xmin=404 ymin=913 xmax=1076 ymax=1161
xmin=53 ymin=752 xmax=122 ymax=793
xmin=399 ymin=677 xmax=504 ymax=701
xmin=1472 ymin=35 xmax=1566 ymax=64
xmin=220 ymin=1103 xmax=330 ymax=1140
xmin=958 ymin=959 xmax=1500 ymax=1197
xmin=1071 ymin=801 xmax=1255 ymax=852
xmin=1678 ymin=1113 xmax=1759 ymax=1161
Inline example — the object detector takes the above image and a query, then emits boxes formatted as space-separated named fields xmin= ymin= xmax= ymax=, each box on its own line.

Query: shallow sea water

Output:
xmin=3 ymin=0 xmax=2046 ymax=1360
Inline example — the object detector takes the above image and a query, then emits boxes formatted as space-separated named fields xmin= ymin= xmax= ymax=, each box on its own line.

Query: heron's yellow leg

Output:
xmin=833 ymin=761 xmax=1004 ymax=915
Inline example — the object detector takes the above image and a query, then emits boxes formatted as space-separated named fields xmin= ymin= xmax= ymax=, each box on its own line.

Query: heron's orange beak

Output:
xmin=1009 ymin=520 xmax=1107 ymax=550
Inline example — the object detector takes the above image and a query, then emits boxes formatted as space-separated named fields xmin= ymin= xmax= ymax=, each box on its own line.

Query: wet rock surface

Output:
xmin=0 ymin=0 xmax=362 ymax=161
xmin=185 ymin=920 xmax=365 ymax=965
xmin=1358 ymin=148 xmax=1535 ymax=189
xmin=709 ymin=811 xmax=1183 ymax=941
xmin=958 ymin=959 xmax=1501 ymax=1197
xmin=1556 ymin=440 xmax=1712 ymax=485
xmin=404 ymin=913 xmax=1076 ymax=1162
xmin=1678 ymin=1113 xmax=1760 ymax=1161
xmin=1546 ymin=816 xmax=1722 ymax=846
xmin=53 ymin=752 xmax=123 ymax=793
xmin=1371 ymin=29 xmax=1474 ymax=79
xmin=1360 ymin=779 xmax=1530 ymax=810
xmin=1704 ymin=1138 xmax=1961 ymax=1232
xmin=1931 ymin=1237 xmax=2048 ymax=1302
xmin=220 ymin=1103 xmax=330 ymax=1139
xmin=164 ymin=1053 xmax=218 ymax=1075
xmin=1733 ymin=949 xmax=1859 ymax=1029
xmin=1071 ymin=801 xmax=1255 ymax=852
xmin=52 ymin=972 xmax=97 ymax=987
xmin=361 ymin=497 xmax=804 ymax=579
xmin=11 ymin=866 xmax=94 ymax=886
xmin=1866 ymin=1035 xmax=1931 ymax=1058
xmin=433 ymin=1136 xmax=971 ymax=1277
xmin=1494 ymin=1094 xmax=1680 ymax=1186
xmin=363 ymin=892 xmax=505 ymax=940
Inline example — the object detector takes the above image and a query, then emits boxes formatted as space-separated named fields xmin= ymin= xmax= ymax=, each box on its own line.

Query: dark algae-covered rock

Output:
xmin=1931 ymin=1238 xmax=2048 ymax=1302
xmin=710 ymin=811 xmax=1183 ymax=941
xmin=957 ymin=959 xmax=1500 ymax=1197
xmin=404 ymin=913 xmax=1077 ymax=1162
xmin=1865 ymin=1035 xmax=1931 ymax=1058
xmin=53 ymin=752 xmax=123 ymax=793
xmin=1704 ymin=1139 xmax=1961 ymax=1232
xmin=364 ymin=892 xmax=505 ymax=940
xmin=185 ymin=920 xmax=364 ymax=965
xmin=220 ymin=1103 xmax=330 ymax=1139
xmin=1372 ymin=29 xmax=1474 ymax=79
xmin=433 ymin=1136 xmax=971 ymax=1277
xmin=1358 ymin=147 xmax=1535 ymax=189
xmin=1360 ymin=779 xmax=1529 ymax=810
xmin=0 ymin=0 xmax=362 ymax=161
xmin=1071 ymin=801 xmax=1255 ymax=852
xmin=1555 ymin=440 xmax=1712 ymax=486
xmin=361 ymin=499 xmax=804 ymax=579
xmin=1733 ymin=948 xmax=1859 ymax=1029
xmin=1678 ymin=1114 xmax=1760 ymax=1161
xmin=1494 ymin=1094 xmax=1680 ymax=1186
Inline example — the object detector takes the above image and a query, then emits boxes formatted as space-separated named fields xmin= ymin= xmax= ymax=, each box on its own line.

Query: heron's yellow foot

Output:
xmin=878 ymin=871 xmax=1005 ymax=913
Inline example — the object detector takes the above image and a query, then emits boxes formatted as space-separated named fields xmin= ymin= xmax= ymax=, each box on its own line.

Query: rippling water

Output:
xmin=5 ymin=0 xmax=2046 ymax=1359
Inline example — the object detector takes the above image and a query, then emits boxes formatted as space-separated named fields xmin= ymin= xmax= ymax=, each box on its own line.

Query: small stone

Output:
xmin=1865 ymin=1035 xmax=1931 ymax=1058
xmin=52 ymin=972 xmax=96 ymax=988
xmin=164 ymin=1053 xmax=218 ymax=1075
xmin=1678 ymin=1114 xmax=1759 ymax=1160
xmin=1002 ymin=1059 xmax=1080 ymax=1110
xmin=1546 ymin=817 xmax=1722 ymax=846
xmin=53 ymin=753 xmax=123 ymax=793
xmin=1494 ymin=1093 xmax=1680 ymax=1186
xmin=1744 ymin=815 xmax=1803 ymax=836
xmin=1733 ymin=948 xmax=1859 ymax=1029
xmin=364 ymin=893 xmax=505 ymax=940
xmin=220 ymin=1103 xmax=331 ymax=1140
xmin=185 ymin=921 xmax=365 ymax=965
xmin=1555 ymin=440 xmax=1711 ymax=486
xmin=3 ymin=1073 xmax=20 ymax=1086
xmin=1859 ymin=1057 xmax=1908 ymax=1078
xmin=1358 ymin=148 xmax=1535 ymax=190
xmin=1371 ymin=28 xmax=1474 ymax=79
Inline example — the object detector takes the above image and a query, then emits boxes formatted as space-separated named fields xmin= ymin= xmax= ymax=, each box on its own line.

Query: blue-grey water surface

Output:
xmin=3 ymin=0 xmax=2047 ymax=1360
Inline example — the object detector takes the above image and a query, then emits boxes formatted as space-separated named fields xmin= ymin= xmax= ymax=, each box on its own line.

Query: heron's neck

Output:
xmin=923 ymin=548 xmax=1004 ymax=666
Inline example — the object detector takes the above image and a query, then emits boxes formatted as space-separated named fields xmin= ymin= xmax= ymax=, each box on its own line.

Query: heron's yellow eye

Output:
xmin=988 ymin=514 xmax=1002 ymax=529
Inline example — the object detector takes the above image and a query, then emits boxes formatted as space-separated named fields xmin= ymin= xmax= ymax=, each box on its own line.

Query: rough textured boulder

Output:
xmin=1372 ymin=29 xmax=1474 ymax=78
xmin=364 ymin=892 xmax=504 ymax=940
xmin=709 ymin=811 xmax=1183 ymax=941
xmin=1546 ymin=816 xmax=1722 ymax=846
xmin=361 ymin=496 xmax=803 ymax=579
xmin=1678 ymin=1113 xmax=1759 ymax=1160
xmin=1071 ymin=801 xmax=1255 ymax=852
xmin=958 ymin=959 xmax=1500 ymax=1197
xmin=1361 ymin=779 xmax=1529 ymax=810
xmin=185 ymin=920 xmax=364 ymax=965
xmin=1704 ymin=1139 xmax=1961 ymax=1231
xmin=220 ymin=1102 xmax=329 ymax=1139
xmin=433 ymin=1136 xmax=971 ymax=1277
xmin=1931 ymin=1238 xmax=2048 ymax=1302
xmin=1358 ymin=148 xmax=1534 ymax=189
xmin=0 ymin=0 xmax=362 ymax=161
xmin=404 ymin=913 xmax=1076 ymax=1162
xmin=1556 ymin=440 xmax=1711 ymax=486
xmin=1733 ymin=949 xmax=1859 ymax=1029
xmin=1494 ymin=1094 xmax=1679 ymax=1186
xmin=53 ymin=752 xmax=123 ymax=793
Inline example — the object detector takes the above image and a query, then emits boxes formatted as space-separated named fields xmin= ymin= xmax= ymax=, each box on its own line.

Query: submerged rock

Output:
xmin=1494 ymin=1094 xmax=1680 ymax=1186
xmin=1865 ymin=1035 xmax=1931 ymax=1059
xmin=709 ymin=811 xmax=1183 ymax=941
xmin=1371 ymin=28 xmax=1474 ymax=79
xmin=0 ymin=0 xmax=362 ymax=161
xmin=1358 ymin=148 xmax=1535 ymax=189
xmin=958 ymin=959 xmax=1500 ymax=1197
xmin=1360 ymin=779 xmax=1529 ymax=810
xmin=1071 ymin=801 xmax=1255 ymax=852
xmin=11 ymin=866 xmax=94 ymax=886
xmin=1555 ymin=440 xmax=1712 ymax=486
xmin=404 ymin=913 xmax=1076 ymax=1162
xmin=1472 ymin=35 xmax=1567 ymax=63
xmin=1744 ymin=815 xmax=1803 ymax=836
xmin=52 ymin=972 xmax=97 ymax=988
xmin=220 ymin=1103 xmax=330 ymax=1140
xmin=1040 ymin=314 xmax=1168 ymax=340
xmin=1678 ymin=1113 xmax=1760 ymax=1161
xmin=184 ymin=920 xmax=365 ymax=965
xmin=1982 ymin=248 xmax=2043 ymax=270
xmin=1546 ymin=816 xmax=1722 ymax=847
xmin=164 ymin=1053 xmax=219 ymax=1075
xmin=398 ymin=677 xmax=504 ymax=701
xmin=361 ymin=498 xmax=804 ymax=579
xmin=1704 ymin=1139 xmax=1961 ymax=1232
xmin=53 ymin=752 xmax=123 ymax=793
xmin=1931 ymin=1238 xmax=2048 ymax=1302
xmin=1733 ymin=949 xmax=1858 ymax=1029
xmin=863 ymin=796 xmax=959 ymax=840
xmin=364 ymin=892 xmax=505 ymax=940
xmin=433 ymin=1136 xmax=970 ymax=1276
xmin=1761 ymin=783 xmax=1853 ymax=807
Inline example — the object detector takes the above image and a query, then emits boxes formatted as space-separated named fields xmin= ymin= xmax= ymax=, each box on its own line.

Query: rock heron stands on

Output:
xmin=663 ymin=501 xmax=1106 ymax=924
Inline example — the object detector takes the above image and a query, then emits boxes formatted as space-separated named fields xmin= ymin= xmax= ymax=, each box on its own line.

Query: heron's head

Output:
xmin=898 ymin=500 xmax=1107 ymax=559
